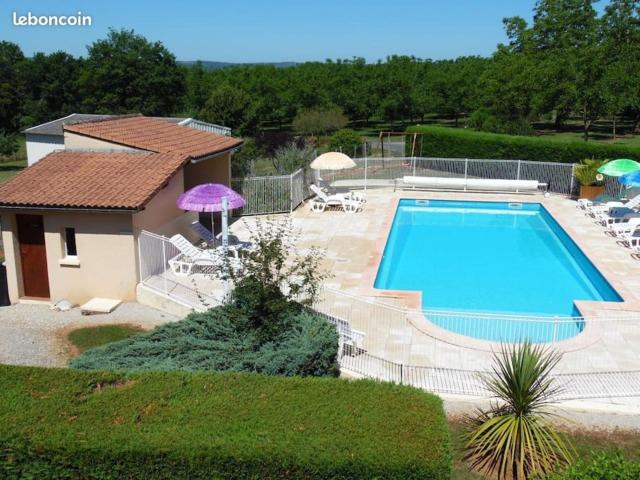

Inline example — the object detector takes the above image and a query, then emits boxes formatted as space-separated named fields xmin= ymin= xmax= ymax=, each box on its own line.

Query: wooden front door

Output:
xmin=16 ymin=214 xmax=50 ymax=298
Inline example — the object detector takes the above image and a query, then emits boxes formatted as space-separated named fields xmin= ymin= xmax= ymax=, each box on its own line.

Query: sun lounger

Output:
xmin=309 ymin=184 xmax=363 ymax=213
xmin=326 ymin=316 xmax=365 ymax=357
xmin=585 ymin=193 xmax=640 ymax=217
xmin=189 ymin=221 xmax=255 ymax=254
xmin=618 ymin=227 xmax=640 ymax=248
xmin=607 ymin=217 xmax=640 ymax=236
xmin=595 ymin=208 xmax=640 ymax=226
xmin=577 ymin=194 xmax=619 ymax=210
xmin=168 ymin=234 xmax=241 ymax=276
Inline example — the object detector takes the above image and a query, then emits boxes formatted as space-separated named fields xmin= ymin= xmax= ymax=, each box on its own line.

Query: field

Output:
xmin=0 ymin=138 xmax=27 ymax=182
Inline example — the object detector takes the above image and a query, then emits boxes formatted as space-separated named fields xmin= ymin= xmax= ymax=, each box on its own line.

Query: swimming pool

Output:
xmin=374 ymin=199 xmax=622 ymax=342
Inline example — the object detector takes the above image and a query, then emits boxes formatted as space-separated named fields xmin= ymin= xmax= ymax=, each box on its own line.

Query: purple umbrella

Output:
xmin=177 ymin=183 xmax=246 ymax=212
xmin=177 ymin=183 xmax=246 ymax=241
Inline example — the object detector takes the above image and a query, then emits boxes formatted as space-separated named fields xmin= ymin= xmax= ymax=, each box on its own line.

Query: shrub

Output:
xmin=329 ymin=128 xmax=363 ymax=156
xmin=549 ymin=452 xmax=640 ymax=479
xmin=70 ymin=304 xmax=340 ymax=377
xmin=406 ymin=125 xmax=640 ymax=163
xmin=270 ymin=141 xmax=315 ymax=174
xmin=0 ymin=365 xmax=452 ymax=479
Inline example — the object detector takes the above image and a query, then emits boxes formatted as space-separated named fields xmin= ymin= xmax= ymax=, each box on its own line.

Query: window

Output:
xmin=64 ymin=227 xmax=77 ymax=257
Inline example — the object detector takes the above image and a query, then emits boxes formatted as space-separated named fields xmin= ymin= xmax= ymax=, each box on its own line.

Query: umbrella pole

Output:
xmin=221 ymin=196 xmax=231 ymax=301
xmin=210 ymin=211 xmax=215 ymax=246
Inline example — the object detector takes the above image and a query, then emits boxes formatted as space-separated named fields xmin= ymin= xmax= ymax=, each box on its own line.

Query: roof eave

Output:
xmin=190 ymin=142 xmax=245 ymax=163
xmin=0 ymin=204 xmax=141 ymax=213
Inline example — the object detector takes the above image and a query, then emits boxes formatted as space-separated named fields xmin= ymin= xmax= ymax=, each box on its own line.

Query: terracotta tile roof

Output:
xmin=64 ymin=115 xmax=242 ymax=159
xmin=0 ymin=151 xmax=188 ymax=210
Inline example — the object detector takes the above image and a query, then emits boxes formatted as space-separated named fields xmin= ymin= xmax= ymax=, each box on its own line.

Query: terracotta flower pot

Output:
xmin=579 ymin=185 xmax=606 ymax=200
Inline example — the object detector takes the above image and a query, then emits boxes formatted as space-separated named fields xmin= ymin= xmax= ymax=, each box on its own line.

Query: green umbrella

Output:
xmin=597 ymin=159 xmax=640 ymax=177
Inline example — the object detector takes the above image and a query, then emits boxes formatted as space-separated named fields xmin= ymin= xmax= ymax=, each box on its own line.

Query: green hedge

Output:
xmin=406 ymin=126 xmax=640 ymax=164
xmin=549 ymin=452 xmax=640 ymax=479
xmin=0 ymin=366 xmax=451 ymax=479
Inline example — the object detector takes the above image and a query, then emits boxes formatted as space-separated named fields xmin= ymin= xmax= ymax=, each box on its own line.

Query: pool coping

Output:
xmin=359 ymin=194 xmax=640 ymax=353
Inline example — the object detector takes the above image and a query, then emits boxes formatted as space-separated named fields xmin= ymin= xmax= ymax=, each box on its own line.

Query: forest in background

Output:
xmin=1 ymin=0 xmax=639 ymax=160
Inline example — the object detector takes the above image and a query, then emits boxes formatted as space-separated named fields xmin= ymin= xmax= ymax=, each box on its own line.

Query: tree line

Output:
xmin=1 ymin=0 xmax=639 ymax=156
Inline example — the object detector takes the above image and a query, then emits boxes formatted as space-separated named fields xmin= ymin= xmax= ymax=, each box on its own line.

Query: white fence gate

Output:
xmin=231 ymin=168 xmax=307 ymax=216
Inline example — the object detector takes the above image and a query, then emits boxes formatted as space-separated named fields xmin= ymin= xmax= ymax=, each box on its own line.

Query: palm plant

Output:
xmin=574 ymin=158 xmax=606 ymax=186
xmin=464 ymin=341 xmax=573 ymax=479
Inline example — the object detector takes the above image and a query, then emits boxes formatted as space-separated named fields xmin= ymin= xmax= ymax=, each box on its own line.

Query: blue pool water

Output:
xmin=374 ymin=199 xmax=622 ymax=342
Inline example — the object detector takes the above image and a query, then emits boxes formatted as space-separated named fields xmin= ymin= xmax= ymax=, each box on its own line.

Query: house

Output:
xmin=0 ymin=115 xmax=242 ymax=305
xmin=23 ymin=113 xmax=232 ymax=165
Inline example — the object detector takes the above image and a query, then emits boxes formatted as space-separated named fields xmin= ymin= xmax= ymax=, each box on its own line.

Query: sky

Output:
xmin=1 ymin=0 xmax=609 ymax=62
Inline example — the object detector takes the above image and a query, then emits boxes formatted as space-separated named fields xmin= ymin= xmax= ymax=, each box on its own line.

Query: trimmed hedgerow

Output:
xmin=70 ymin=305 xmax=340 ymax=377
xmin=0 ymin=365 xmax=452 ymax=479
xmin=406 ymin=126 xmax=640 ymax=163
xmin=549 ymin=452 xmax=640 ymax=479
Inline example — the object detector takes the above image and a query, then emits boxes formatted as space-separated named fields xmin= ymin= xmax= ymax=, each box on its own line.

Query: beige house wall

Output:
xmin=63 ymin=131 xmax=143 ymax=152
xmin=1 ymin=210 xmax=138 ymax=305
xmin=183 ymin=152 xmax=231 ymax=190
xmin=132 ymin=169 xmax=198 ymax=241
xmin=1 ymin=213 xmax=23 ymax=302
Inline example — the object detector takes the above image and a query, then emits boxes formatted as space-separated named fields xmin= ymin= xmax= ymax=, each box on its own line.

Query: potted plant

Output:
xmin=575 ymin=158 xmax=606 ymax=199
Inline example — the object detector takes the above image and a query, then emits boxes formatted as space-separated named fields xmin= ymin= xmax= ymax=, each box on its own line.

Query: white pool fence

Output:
xmin=137 ymin=230 xmax=640 ymax=400
xmin=232 ymin=157 xmax=592 ymax=217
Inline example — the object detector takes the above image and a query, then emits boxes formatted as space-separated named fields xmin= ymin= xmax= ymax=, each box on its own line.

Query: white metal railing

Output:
xmin=231 ymin=157 xmax=580 ymax=218
xmin=182 ymin=118 xmax=232 ymax=136
xmin=314 ymin=287 xmax=640 ymax=399
xmin=136 ymin=230 xmax=640 ymax=400
xmin=325 ymin=157 xmax=578 ymax=196
xmin=137 ymin=230 xmax=225 ymax=310
xmin=231 ymin=168 xmax=307 ymax=216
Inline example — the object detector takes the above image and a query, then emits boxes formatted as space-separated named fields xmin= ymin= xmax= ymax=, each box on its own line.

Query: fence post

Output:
xmin=464 ymin=159 xmax=468 ymax=191
xmin=137 ymin=233 xmax=143 ymax=283
xmin=570 ymin=163 xmax=576 ymax=197
xmin=289 ymin=172 xmax=294 ymax=212
xmin=162 ymin=238 xmax=168 ymax=295
xmin=516 ymin=160 xmax=521 ymax=193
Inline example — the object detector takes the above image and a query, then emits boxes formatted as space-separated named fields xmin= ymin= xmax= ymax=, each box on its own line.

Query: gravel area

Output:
xmin=0 ymin=302 xmax=178 ymax=367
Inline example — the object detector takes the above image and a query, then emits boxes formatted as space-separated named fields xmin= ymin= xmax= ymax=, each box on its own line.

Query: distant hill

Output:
xmin=179 ymin=61 xmax=298 ymax=70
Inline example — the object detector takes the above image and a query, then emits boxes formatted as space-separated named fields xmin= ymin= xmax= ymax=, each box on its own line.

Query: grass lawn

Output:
xmin=449 ymin=421 xmax=640 ymax=479
xmin=0 ymin=158 xmax=26 ymax=182
xmin=67 ymin=324 xmax=145 ymax=354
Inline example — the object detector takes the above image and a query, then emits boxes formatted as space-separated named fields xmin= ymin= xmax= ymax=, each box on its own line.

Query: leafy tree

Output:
xmin=227 ymin=217 xmax=330 ymax=340
xmin=600 ymin=0 xmax=640 ymax=134
xmin=292 ymin=106 xmax=348 ymax=142
xmin=329 ymin=128 xmax=363 ymax=156
xmin=0 ymin=42 xmax=24 ymax=132
xmin=80 ymin=29 xmax=185 ymax=116
xmin=231 ymin=137 xmax=265 ymax=178
xmin=184 ymin=60 xmax=210 ymax=115
xmin=200 ymin=83 xmax=257 ymax=136
xmin=19 ymin=51 xmax=82 ymax=126
xmin=464 ymin=341 xmax=573 ymax=480
xmin=0 ymin=131 xmax=19 ymax=158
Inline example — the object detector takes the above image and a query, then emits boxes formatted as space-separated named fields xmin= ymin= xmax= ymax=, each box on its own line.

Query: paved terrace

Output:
xmin=229 ymin=189 xmax=640 ymax=381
